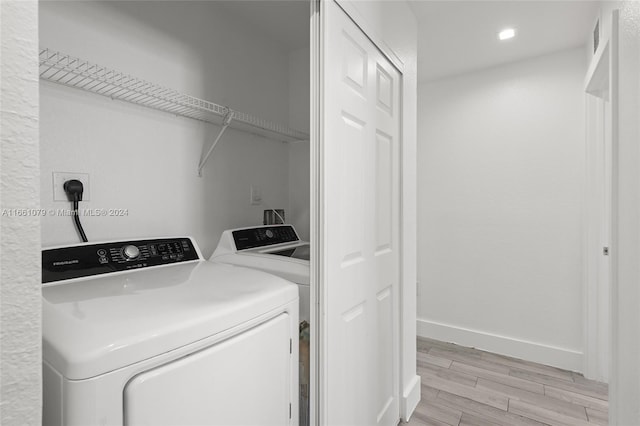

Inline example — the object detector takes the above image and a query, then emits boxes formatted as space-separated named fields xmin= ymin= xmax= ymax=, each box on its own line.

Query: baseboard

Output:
xmin=417 ymin=318 xmax=583 ymax=372
xmin=401 ymin=374 xmax=421 ymax=422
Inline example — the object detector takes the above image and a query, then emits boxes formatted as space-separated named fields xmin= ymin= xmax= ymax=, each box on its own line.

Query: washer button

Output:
xmin=122 ymin=245 xmax=140 ymax=260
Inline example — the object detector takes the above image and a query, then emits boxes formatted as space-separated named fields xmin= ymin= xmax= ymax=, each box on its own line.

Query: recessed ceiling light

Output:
xmin=498 ymin=28 xmax=516 ymax=41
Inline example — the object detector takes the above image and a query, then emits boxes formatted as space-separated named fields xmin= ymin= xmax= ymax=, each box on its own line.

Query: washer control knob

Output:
xmin=265 ymin=229 xmax=274 ymax=238
xmin=122 ymin=245 xmax=140 ymax=260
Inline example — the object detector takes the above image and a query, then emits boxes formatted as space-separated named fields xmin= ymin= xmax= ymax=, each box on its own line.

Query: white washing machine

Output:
xmin=42 ymin=237 xmax=299 ymax=426
xmin=211 ymin=225 xmax=311 ymax=426
xmin=211 ymin=225 xmax=310 ymax=323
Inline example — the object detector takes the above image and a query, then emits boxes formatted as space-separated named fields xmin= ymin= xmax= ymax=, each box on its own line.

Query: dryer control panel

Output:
xmin=42 ymin=238 xmax=199 ymax=283
xmin=233 ymin=225 xmax=299 ymax=250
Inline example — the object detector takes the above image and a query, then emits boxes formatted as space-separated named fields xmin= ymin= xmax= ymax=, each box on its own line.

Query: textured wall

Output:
xmin=0 ymin=1 xmax=42 ymax=424
xmin=609 ymin=2 xmax=640 ymax=424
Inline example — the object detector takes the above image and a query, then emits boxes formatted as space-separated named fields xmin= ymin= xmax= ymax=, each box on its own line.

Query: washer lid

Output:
xmin=212 ymin=251 xmax=310 ymax=285
xmin=268 ymin=244 xmax=310 ymax=261
xmin=43 ymin=261 xmax=298 ymax=380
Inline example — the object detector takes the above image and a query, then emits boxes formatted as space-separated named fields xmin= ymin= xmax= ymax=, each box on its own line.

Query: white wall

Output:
xmin=289 ymin=47 xmax=311 ymax=135
xmin=288 ymin=47 xmax=311 ymax=241
xmin=39 ymin=1 xmax=296 ymax=256
xmin=417 ymin=47 xmax=587 ymax=372
xmin=289 ymin=140 xmax=310 ymax=241
xmin=0 ymin=1 xmax=42 ymax=424
xmin=604 ymin=2 xmax=640 ymax=424
xmin=331 ymin=1 xmax=419 ymax=420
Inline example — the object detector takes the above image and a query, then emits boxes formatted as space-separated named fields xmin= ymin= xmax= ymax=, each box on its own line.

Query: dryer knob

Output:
xmin=265 ymin=230 xmax=274 ymax=238
xmin=122 ymin=244 xmax=140 ymax=260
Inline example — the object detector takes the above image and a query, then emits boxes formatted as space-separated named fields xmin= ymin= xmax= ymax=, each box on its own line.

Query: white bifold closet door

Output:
xmin=320 ymin=1 xmax=401 ymax=425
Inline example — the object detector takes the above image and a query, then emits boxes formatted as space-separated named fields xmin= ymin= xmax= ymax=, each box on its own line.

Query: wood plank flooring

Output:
xmin=406 ymin=337 xmax=608 ymax=426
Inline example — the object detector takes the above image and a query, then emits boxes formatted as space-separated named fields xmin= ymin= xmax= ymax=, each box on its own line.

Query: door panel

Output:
xmin=375 ymin=130 xmax=393 ymax=252
xmin=339 ymin=111 xmax=366 ymax=262
xmin=322 ymin=2 xmax=401 ymax=425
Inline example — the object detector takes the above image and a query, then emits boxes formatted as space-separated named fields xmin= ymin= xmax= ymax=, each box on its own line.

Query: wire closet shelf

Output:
xmin=39 ymin=48 xmax=309 ymax=144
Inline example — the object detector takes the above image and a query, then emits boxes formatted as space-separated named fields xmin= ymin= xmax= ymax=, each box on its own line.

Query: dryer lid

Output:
xmin=42 ymin=261 xmax=298 ymax=380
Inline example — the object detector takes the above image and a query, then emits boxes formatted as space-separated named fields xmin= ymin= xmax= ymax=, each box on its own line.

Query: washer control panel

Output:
xmin=233 ymin=225 xmax=299 ymax=250
xmin=42 ymin=238 xmax=199 ymax=283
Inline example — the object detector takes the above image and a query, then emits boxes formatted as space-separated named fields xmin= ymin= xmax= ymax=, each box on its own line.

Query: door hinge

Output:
xmin=290 ymin=338 xmax=292 ymax=354
xmin=603 ymin=246 xmax=610 ymax=256
xmin=289 ymin=403 xmax=292 ymax=419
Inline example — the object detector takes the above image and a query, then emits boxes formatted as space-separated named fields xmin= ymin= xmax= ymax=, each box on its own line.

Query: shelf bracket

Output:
xmin=197 ymin=109 xmax=234 ymax=177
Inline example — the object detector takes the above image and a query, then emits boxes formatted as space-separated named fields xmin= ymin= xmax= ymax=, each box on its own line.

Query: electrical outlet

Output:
xmin=250 ymin=184 xmax=262 ymax=205
xmin=53 ymin=172 xmax=90 ymax=201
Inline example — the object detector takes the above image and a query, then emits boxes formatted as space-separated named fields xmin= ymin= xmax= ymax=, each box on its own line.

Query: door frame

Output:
xmin=309 ymin=1 xmax=322 ymax=424
xmin=583 ymin=12 xmax=615 ymax=383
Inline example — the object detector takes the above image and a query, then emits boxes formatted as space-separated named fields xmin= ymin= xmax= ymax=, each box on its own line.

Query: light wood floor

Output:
xmin=407 ymin=337 xmax=608 ymax=426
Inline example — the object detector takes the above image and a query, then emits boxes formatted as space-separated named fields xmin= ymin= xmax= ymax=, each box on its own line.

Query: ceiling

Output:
xmin=215 ymin=1 xmax=598 ymax=83
xmin=409 ymin=1 xmax=599 ymax=83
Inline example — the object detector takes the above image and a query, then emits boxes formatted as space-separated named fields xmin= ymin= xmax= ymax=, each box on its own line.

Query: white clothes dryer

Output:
xmin=211 ymin=225 xmax=310 ymax=323
xmin=42 ymin=237 xmax=299 ymax=426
